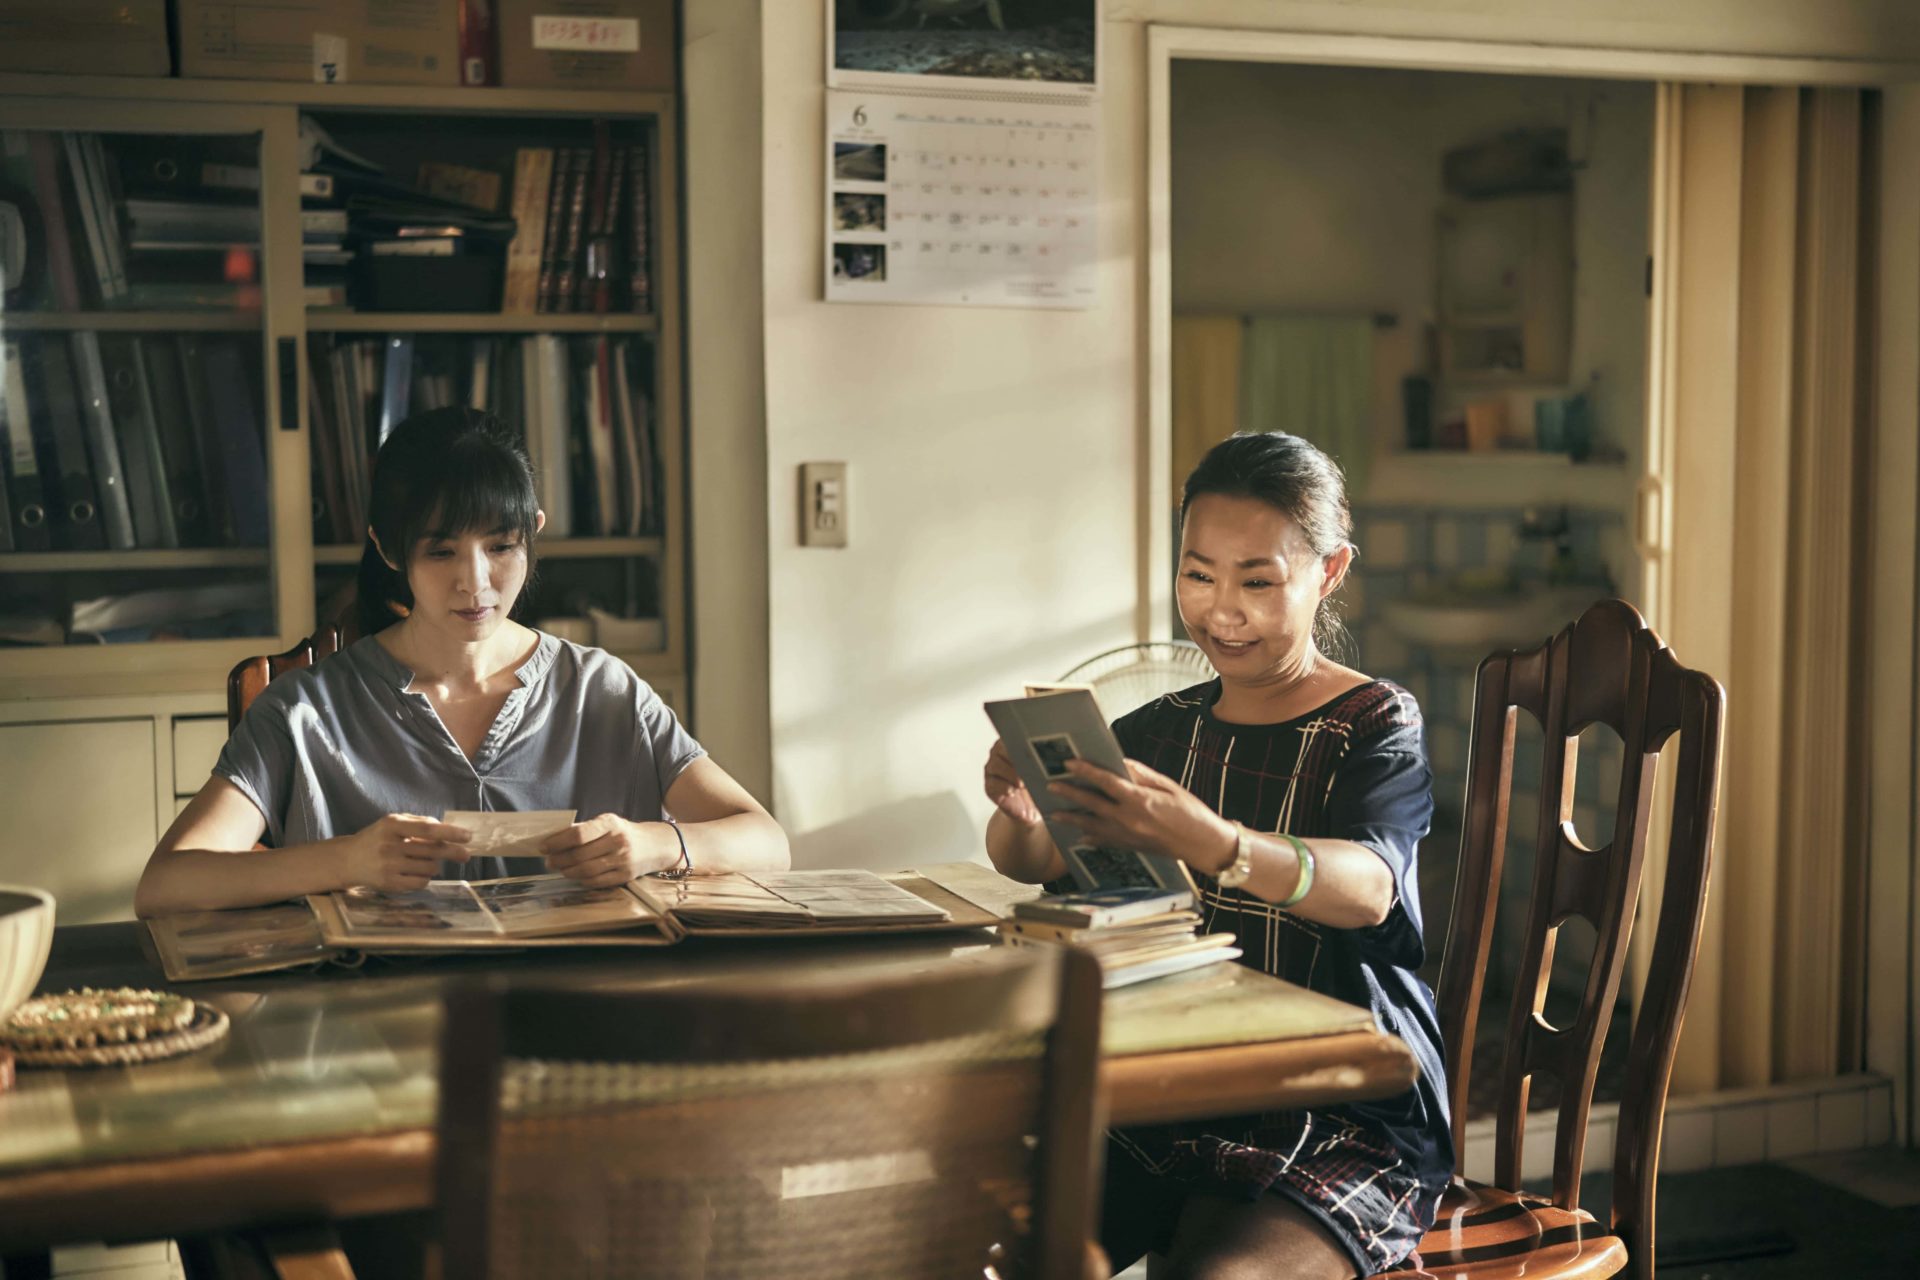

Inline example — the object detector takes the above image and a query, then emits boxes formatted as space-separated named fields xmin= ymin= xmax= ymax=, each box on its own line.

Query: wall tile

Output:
xmin=1340 ymin=574 xmax=1367 ymax=622
xmin=1816 ymin=1088 xmax=1867 ymax=1153
xmin=1714 ymin=1102 xmax=1769 ymax=1168
xmin=1463 ymin=1128 xmax=1497 ymax=1183
xmin=1364 ymin=626 xmax=1412 ymax=676
xmin=1430 ymin=725 xmax=1463 ymax=776
xmin=1457 ymin=520 xmax=1488 ymax=570
xmin=1520 ymin=1128 xmax=1556 ymax=1182
xmin=1662 ymin=1107 xmax=1715 ymax=1173
xmin=1767 ymin=1098 xmax=1819 ymax=1159
xmin=1431 ymin=518 xmax=1462 ymax=571
xmin=1485 ymin=519 xmax=1518 ymax=574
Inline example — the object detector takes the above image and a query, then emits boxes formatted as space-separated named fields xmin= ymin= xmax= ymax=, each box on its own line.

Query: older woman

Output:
xmin=137 ymin=407 xmax=786 ymax=916
xmin=985 ymin=432 xmax=1451 ymax=1279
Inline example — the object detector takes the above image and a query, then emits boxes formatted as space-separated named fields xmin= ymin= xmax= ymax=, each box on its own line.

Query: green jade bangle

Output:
xmin=1278 ymin=832 xmax=1316 ymax=909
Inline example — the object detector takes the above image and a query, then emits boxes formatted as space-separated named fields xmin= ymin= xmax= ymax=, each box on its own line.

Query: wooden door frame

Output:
xmin=1145 ymin=24 xmax=1920 ymax=1141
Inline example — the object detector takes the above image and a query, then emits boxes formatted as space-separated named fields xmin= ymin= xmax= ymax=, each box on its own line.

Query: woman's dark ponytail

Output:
xmin=1181 ymin=431 xmax=1356 ymax=659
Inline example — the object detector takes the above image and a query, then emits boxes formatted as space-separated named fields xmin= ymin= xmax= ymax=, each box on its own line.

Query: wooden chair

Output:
xmin=225 ymin=629 xmax=342 ymax=731
xmin=427 ymin=946 xmax=1106 ymax=1279
xmin=1383 ymin=599 xmax=1725 ymax=1280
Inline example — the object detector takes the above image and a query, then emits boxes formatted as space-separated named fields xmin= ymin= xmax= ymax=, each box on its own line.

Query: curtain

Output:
xmin=1645 ymin=85 xmax=1874 ymax=1094
xmin=1171 ymin=314 xmax=1243 ymax=507
xmin=1239 ymin=315 xmax=1375 ymax=495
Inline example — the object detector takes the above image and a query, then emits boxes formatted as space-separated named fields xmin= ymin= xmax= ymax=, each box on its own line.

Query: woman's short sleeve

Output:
xmin=635 ymin=680 xmax=706 ymax=808
xmin=213 ymin=694 xmax=293 ymax=842
xmin=1324 ymin=722 xmax=1436 ymax=969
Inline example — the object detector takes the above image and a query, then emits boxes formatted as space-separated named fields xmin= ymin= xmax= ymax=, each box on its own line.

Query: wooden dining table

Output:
xmin=0 ymin=863 xmax=1416 ymax=1254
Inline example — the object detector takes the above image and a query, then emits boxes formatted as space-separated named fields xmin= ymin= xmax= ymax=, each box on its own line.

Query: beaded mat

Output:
xmin=1 ymin=988 xmax=231 ymax=1068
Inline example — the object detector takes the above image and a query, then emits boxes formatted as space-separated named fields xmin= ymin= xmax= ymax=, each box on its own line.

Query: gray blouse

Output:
xmin=214 ymin=631 xmax=705 ymax=880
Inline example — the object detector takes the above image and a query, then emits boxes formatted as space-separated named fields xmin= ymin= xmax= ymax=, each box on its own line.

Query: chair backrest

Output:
xmin=436 ymin=946 xmax=1106 ymax=1280
xmin=1437 ymin=598 xmax=1724 ymax=1279
xmin=226 ymin=629 xmax=342 ymax=730
xmin=1059 ymin=641 xmax=1216 ymax=717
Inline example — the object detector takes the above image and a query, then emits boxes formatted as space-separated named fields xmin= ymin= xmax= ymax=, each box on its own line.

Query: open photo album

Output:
xmin=147 ymin=868 xmax=978 ymax=982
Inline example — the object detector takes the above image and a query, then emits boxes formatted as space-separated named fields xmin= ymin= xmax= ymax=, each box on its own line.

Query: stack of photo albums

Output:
xmin=985 ymin=686 xmax=1242 ymax=989
xmin=999 ymin=891 xmax=1239 ymax=990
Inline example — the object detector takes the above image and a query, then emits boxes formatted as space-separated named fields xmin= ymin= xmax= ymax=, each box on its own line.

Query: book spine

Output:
xmin=26 ymin=134 xmax=83 ymax=311
xmin=28 ymin=340 xmax=107 ymax=551
xmin=98 ymin=335 xmax=176 ymax=549
xmin=175 ymin=336 xmax=234 ymax=546
xmin=535 ymin=148 xmax=573 ymax=313
xmin=82 ymin=135 xmax=128 ymax=300
xmin=552 ymin=147 xmax=593 ymax=315
xmin=459 ymin=0 xmax=498 ymax=87
xmin=591 ymin=142 xmax=626 ymax=315
xmin=627 ymin=141 xmax=652 ymax=313
xmin=64 ymin=333 xmax=135 ymax=549
xmin=202 ymin=340 xmax=270 ymax=547
xmin=60 ymin=134 xmax=116 ymax=306
xmin=502 ymin=148 xmax=553 ymax=316
xmin=378 ymin=336 xmax=414 ymax=445
xmin=587 ymin=337 xmax=617 ymax=536
xmin=137 ymin=336 xmax=211 ymax=547
xmin=0 ymin=341 xmax=51 ymax=551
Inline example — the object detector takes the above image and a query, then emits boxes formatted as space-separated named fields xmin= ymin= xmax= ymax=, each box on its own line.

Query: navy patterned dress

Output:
xmin=1092 ymin=678 xmax=1452 ymax=1276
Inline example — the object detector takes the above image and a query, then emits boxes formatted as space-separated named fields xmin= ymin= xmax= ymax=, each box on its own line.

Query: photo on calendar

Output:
xmin=832 ymin=242 xmax=887 ymax=282
xmin=833 ymin=141 xmax=888 ymax=183
xmin=833 ymin=192 xmax=887 ymax=232
xmin=829 ymin=0 xmax=1100 ymax=95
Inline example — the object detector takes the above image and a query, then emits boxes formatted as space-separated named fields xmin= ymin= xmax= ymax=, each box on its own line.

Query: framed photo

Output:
xmin=827 ymin=0 xmax=1100 ymax=98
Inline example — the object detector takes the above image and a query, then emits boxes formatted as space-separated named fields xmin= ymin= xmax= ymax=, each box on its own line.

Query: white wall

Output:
xmin=686 ymin=0 xmax=1920 ymax=863
xmin=758 ymin=3 xmax=1143 ymax=868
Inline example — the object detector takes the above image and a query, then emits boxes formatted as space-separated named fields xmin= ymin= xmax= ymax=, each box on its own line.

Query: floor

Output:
xmin=1112 ymin=1145 xmax=1920 ymax=1277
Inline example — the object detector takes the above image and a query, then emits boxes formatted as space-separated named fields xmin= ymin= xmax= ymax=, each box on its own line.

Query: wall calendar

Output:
xmin=824 ymin=90 xmax=1097 ymax=309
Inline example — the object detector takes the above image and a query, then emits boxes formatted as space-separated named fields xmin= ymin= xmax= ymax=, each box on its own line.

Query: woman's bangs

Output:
xmin=403 ymin=442 xmax=538 ymax=550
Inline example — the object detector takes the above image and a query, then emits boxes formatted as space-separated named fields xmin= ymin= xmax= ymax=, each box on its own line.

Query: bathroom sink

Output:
xmin=1380 ymin=585 xmax=1601 ymax=657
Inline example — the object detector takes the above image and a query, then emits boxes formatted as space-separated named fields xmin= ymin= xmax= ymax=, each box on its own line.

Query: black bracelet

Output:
xmin=651 ymin=816 xmax=692 ymax=880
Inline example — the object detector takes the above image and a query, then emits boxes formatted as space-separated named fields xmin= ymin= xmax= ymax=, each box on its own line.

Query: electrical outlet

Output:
xmin=799 ymin=461 xmax=848 ymax=548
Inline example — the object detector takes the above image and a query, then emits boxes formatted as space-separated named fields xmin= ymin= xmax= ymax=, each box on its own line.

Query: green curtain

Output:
xmin=1239 ymin=316 xmax=1374 ymax=494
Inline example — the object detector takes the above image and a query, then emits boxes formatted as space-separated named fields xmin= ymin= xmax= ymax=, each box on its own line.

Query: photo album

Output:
xmin=147 ymin=866 xmax=982 ymax=982
xmin=984 ymin=686 xmax=1196 ymax=926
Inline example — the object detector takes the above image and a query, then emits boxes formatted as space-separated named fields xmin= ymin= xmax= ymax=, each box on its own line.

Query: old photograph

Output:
xmin=832 ymin=0 xmax=1098 ymax=89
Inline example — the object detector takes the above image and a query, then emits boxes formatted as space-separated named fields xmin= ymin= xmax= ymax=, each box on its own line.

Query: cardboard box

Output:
xmin=498 ymin=0 xmax=675 ymax=92
xmin=174 ymin=0 xmax=459 ymax=86
xmin=0 ymin=0 xmax=170 ymax=77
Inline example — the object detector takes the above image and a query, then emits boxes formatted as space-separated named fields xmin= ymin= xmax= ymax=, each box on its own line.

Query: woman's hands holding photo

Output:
xmin=541 ymin=814 xmax=682 ymax=887
xmin=337 ymin=814 xmax=473 ymax=893
xmin=984 ymin=740 xmax=1043 ymax=826
xmin=1049 ymin=759 xmax=1237 ymax=873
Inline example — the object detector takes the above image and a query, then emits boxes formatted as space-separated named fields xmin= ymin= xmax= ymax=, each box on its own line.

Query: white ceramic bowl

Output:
xmin=0 ymin=886 xmax=55 ymax=1025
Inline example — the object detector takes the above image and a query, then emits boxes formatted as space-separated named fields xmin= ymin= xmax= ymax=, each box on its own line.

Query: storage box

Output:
xmin=498 ymin=0 xmax=675 ymax=91
xmin=174 ymin=0 xmax=459 ymax=86
xmin=0 ymin=1 xmax=170 ymax=77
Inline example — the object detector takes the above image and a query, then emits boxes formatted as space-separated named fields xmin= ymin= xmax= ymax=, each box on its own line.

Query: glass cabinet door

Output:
xmin=0 ymin=101 xmax=303 ymax=671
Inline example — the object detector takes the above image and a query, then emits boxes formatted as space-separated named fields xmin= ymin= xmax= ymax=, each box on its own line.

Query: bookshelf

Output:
xmin=0 ymin=75 xmax=686 ymax=708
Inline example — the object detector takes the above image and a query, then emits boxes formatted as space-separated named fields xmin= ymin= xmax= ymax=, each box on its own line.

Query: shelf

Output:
xmin=305 ymin=312 xmax=657 ymax=334
xmin=0 ymin=312 xmax=259 ymax=332
xmin=0 ymin=72 xmax=673 ymax=119
xmin=312 ymin=537 xmax=665 ymax=566
xmin=1361 ymin=449 xmax=1635 ymax=510
xmin=0 ymin=549 xmax=269 ymax=573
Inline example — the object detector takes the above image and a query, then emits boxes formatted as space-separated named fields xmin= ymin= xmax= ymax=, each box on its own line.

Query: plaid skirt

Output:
xmin=1101 ymin=1110 xmax=1446 ymax=1276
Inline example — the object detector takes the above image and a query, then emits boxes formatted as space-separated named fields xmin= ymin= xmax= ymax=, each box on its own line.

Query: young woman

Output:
xmin=137 ymin=407 xmax=786 ymax=916
xmin=984 ymin=432 xmax=1451 ymax=1278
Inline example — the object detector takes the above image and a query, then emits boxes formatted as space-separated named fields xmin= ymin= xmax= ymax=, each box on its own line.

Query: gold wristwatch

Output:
xmin=1216 ymin=822 xmax=1255 ymax=889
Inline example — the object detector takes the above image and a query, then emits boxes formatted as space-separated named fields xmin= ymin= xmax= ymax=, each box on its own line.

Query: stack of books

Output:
xmin=1000 ymin=890 xmax=1241 ymax=989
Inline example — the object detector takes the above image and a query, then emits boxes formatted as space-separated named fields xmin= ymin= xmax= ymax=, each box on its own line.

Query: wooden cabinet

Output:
xmin=1435 ymin=192 xmax=1572 ymax=386
xmin=0 ymin=74 xmax=686 ymax=710
xmin=0 ymin=715 xmax=160 ymax=924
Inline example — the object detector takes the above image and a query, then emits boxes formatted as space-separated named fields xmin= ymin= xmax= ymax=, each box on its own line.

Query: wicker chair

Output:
xmin=431 ymin=946 xmax=1105 ymax=1279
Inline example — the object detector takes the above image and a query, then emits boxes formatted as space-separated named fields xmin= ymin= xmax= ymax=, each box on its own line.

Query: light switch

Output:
xmin=799 ymin=461 xmax=848 ymax=547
